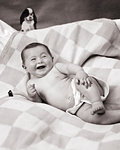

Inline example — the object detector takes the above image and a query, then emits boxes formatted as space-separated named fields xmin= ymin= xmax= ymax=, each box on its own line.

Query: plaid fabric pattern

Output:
xmin=0 ymin=19 xmax=120 ymax=149
xmin=0 ymin=20 xmax=16 ymax=55
xmin=0 ymin=96 xmax=120 ymax=150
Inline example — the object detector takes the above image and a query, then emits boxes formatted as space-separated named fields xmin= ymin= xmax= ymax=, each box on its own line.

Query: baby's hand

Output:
xmin=27 ymin=83 xmax=37 ymax=98
xmin=75 ymin=71 xmax=92 ymax=88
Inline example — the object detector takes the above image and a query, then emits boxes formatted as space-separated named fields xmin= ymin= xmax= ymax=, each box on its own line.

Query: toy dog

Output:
xmin=20 ymin=8 xmax=37 ymax=32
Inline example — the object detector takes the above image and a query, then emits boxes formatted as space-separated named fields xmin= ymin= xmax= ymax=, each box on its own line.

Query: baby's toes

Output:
xmin=97 ymin=107 xmax=105 ymax=115
xmin=91 ymin=102 xmax=105 ymax=115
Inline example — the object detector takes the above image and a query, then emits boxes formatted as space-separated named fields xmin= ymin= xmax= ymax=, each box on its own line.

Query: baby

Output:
xmin=21 ymin=42 xmax=120 ymax=124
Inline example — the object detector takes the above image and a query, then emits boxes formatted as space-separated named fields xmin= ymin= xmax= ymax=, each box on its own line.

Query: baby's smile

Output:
xmin=36 ymin=64 xmax=46 ymax=70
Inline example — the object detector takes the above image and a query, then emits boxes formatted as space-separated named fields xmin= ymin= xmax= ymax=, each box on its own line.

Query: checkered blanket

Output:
xmin=0 ymin=18 xmax=120 ymax=150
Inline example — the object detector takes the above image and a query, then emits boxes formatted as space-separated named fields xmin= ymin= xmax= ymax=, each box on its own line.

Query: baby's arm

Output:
xmin=27 ymin=80 xmax=42 ymax=103
xmin=55 ymin=63 xmax=84 ymax=74
xmin=55 ymin=63 xmax=92 ymax=88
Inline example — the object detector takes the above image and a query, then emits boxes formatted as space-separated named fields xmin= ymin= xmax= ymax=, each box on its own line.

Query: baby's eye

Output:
xmin=31 ymin=58 xmax=36 ymax=61
xmin=41 ymin=55 xmax=47 ymax=58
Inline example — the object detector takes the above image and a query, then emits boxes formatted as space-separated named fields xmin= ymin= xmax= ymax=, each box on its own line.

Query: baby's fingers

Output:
xmin=80 ymin=78 xmax=89 ymax=89
xmin=28 ymin=83 xmax=35 ymax=89
xmin=32 ymin=84 xmax=35 ymax=88
xmin=80 ymin=78 xmax=86 ymax=85
xmin=84 ymin=80 xmax=88 ymax=88
xmin=30 ymin=83 xmax=35 ymax=88
xmin=75 ymin=79 xmax=80 ymax=85
xmin=31 ymin=87 xmax=36 ymax=93
xmin=86 ymin=78 xmax=92 ymax=87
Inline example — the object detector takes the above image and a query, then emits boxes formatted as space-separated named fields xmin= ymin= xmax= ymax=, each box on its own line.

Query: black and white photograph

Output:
xmin=0 ymin=0 xmax=120 ymax=149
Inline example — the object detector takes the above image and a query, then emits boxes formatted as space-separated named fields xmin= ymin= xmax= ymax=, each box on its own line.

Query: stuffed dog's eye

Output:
xmin=30 ymin=12 xmax=33 ymax=16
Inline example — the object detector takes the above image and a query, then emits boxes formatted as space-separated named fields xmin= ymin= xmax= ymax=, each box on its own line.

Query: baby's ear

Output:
xmin=22 ymin=64 xmax=26 ymax=69
xmin=52 ymin=57 xmax=54 ymax=61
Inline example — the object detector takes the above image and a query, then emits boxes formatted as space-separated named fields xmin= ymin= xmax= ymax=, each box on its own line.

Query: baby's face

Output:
xmin=23 ymin=45 xmax=53 ymax=78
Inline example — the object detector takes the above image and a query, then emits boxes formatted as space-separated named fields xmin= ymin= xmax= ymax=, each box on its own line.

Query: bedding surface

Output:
xmin=0 ymin=19 xmax=120 ymax=149
xmin=0 ymin=95 xmax=120 ymax=150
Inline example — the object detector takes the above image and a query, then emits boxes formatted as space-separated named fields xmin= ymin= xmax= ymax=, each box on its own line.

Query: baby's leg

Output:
xmin=75 ymin=77 xmax=105 ymax=115
xmin=76 ymin=103 xmax=120 ymax=124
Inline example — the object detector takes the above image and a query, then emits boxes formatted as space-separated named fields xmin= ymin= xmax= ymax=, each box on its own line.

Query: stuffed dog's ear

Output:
xmin=20 ymin=8 xmax=29 ymax=25
xmin=33 ymin=10 xmax=37 ymax=29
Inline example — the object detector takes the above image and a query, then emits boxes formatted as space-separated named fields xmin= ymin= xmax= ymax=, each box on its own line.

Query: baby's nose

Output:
xmin=37 ymin=58 xmax=42 ymax=63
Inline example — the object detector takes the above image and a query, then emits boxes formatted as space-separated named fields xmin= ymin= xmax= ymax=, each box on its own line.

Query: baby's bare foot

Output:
xmin=91 ymin=101 xmax=105 ymax=115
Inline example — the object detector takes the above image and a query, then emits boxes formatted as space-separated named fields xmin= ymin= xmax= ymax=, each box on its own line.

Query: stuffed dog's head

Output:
xmin=20 ymin=8 xmax=37 ymax=31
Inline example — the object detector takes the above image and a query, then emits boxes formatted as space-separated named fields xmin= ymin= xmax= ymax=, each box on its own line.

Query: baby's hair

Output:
xmin=21 ymin=42 xmax=53 ymax=64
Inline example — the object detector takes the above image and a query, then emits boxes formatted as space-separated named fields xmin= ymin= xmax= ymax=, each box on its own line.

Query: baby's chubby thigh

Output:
xmin=75 ymin=77 xmax=103 ymax=103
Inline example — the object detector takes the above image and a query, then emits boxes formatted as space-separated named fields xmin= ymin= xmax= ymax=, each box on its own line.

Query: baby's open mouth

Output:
xmin=36 ymin=65 xmax=46 ymax=70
